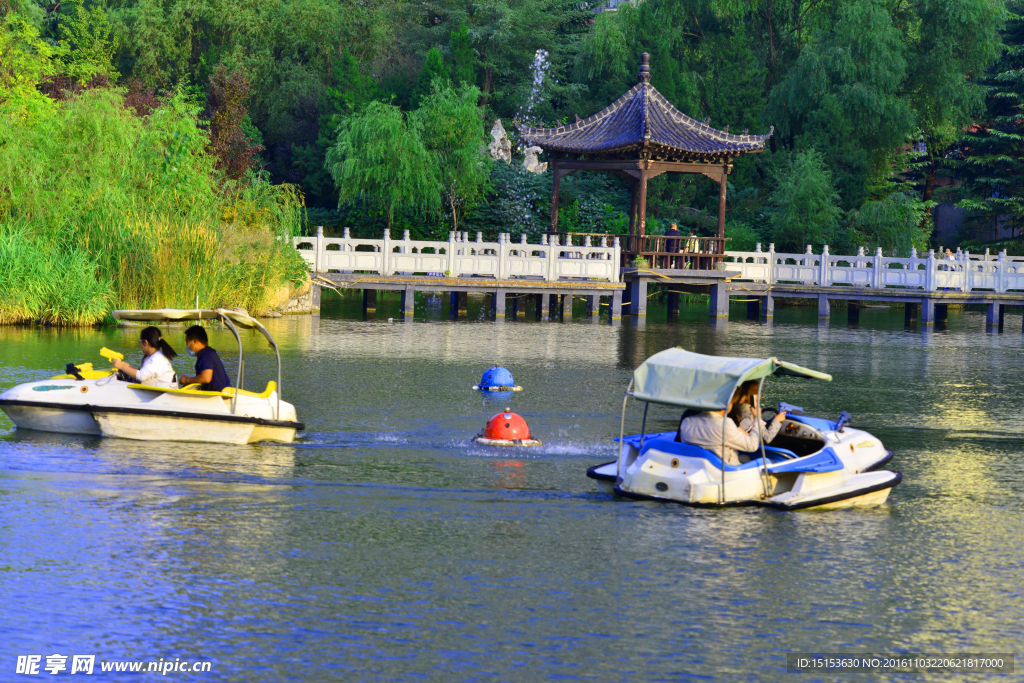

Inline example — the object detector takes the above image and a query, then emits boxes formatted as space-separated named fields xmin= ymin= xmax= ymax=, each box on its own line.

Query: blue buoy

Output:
xmin=473 ymin=365 xmax=523 ymax=392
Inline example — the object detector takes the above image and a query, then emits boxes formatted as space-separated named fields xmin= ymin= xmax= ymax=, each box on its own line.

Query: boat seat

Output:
xmin=222 ymin=382 xmax=277 ymax=399
xmin=768 ymin=447 xmax=843 ymax=474
xmin=637 ymin=436 xmax=766 ymax=472
xmin=130 ymin=381 xmax=278 ymax=399
xmin=131 ymin=384 xmax=227 ymax=397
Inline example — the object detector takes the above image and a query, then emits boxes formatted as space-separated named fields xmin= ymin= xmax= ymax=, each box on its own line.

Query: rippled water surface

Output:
xmin=1 ymin=294 xmax=1023 ymax=681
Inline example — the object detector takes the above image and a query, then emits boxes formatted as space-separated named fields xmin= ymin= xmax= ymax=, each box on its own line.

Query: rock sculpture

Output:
xmin=523 ymin=146 xmax=547 ymax=174
xmin=488 ymin=119 xmax=512 ymax=164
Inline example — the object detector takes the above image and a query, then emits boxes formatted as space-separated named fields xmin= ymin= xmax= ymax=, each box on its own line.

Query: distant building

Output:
xmin=593 ymin=0 xmax=638 ymax=13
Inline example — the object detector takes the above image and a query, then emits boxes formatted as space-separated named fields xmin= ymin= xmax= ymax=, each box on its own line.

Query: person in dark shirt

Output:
xmin=664 ymin=222 xmax=682 ymax=269
xmin=178 ymin=326 xmax=232 ymax=392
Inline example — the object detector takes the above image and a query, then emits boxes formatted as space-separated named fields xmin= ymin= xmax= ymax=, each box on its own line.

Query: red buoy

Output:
xmin=472 ymin=409 xmax=542 ymax=447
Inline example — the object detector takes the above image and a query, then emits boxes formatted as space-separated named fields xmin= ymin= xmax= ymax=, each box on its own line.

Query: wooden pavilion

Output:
xmin=517 ymin=53 xmax=772 ymax=268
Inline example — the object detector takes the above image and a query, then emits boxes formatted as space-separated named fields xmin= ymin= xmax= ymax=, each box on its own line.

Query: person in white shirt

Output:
xmin=112 ymin=326 xmax=178 ymax=388
xmin=678 ymin=386 xmax=788 ymax=466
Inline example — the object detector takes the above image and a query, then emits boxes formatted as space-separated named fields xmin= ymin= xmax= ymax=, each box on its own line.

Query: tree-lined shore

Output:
xmin=0 ymin=0 xmax=1020 ymax=324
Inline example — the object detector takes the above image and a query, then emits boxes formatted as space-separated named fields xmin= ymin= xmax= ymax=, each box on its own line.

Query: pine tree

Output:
xmin=411 ymin=47 xmax=449 ymax=107
xmin=956 ymin=2 xmax=1024 ymax=240
xmin=449 ymin=22 xmax=475 ymax=87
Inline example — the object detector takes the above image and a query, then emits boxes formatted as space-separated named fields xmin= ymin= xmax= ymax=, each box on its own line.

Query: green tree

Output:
xmin=956 ymin=1 xmax=1024 ymax=239
xmin=58 ymin=0 xmax=119 ymax=85
xmin=415 ymin=82 xmax=490 ymax=233
xmin=411 ymin=46 xmax=449 ymax=107
xmin=449 ymin=21 xmax=476 ymax=86
xmin=325 ymin=100 xmax=440 ymax=229
xmin=0 ymin=14 xmax=58 ymax=120
xmin=768 ymin=149 xmax=842 ymax=250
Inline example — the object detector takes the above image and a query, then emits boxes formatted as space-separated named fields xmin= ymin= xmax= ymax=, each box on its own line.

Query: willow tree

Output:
xmin=325 ymin=100 xmax=439 ymax=229
xmin=414 ymin=83 xmax=490 ymax=233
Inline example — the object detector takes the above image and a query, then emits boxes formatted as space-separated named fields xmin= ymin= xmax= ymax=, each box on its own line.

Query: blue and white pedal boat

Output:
xmin=586 ymin=348 xmax=901 ymax=510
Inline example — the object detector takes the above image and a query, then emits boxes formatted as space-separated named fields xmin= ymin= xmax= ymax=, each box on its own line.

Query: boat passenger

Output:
xmin=177 ymin=326 xmax=232 ymax=392
xmin=112 ymin=326 xmax=178 ymax=388
xmin=678 ymin=389 xmax=788 ymax=466
xmin=730 ymin=380 xmax=786 ymax=444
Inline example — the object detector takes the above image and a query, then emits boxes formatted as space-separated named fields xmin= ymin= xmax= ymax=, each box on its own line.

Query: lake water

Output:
xmin=1 ymin=293 xmax=1022 ymax=681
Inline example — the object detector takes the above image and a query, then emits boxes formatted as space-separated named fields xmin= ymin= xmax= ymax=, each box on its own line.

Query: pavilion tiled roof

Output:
xmin=517 ymin=72 xmax=772 ymax=162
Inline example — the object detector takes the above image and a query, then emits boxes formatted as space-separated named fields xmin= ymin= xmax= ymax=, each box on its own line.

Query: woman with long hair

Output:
xmin=112 ymin=326 xmax=178 ymax=388
xmin=730 ymin=380 xmax=786 ymax=444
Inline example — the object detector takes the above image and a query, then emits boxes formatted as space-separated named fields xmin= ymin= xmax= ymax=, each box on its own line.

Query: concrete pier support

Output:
xmin=818 ymin=294 xmax=830 ymax=320
xmin=986 ymin=302 xmax=1002 ymax=328
xmin=921 ymin=298 xmax=935 ymax=325
xmin=905 ymin=302 xmax=917 ymax=323
xmin=311 ymin=285 xmax=321 ymax=313
xmin=400 ymin=287 xmax=415 ymax=317
xmin=493 ymin=290 xmax=506 ymax=319
xmin=667 ymin=291 xmax=680 ymax=318
xmin=629 ymin=278 xmax=647 ymax=317
xmin=362 ymin=288 xmax=377 ymax=315
xmin=537 ymin=293 xmax=550 ymax=320
xmin=848 ymin=302 xmax=860 ymax=324
xmin=760 ymin=294 xmax=774 ymax=319
xmin=611 ymin=290 xmax=623 ymax=321
xmin=561 ymin=293 xmax=573 ymax=320
xmin=587 ymin=295 xmax=599 ymax=319
xmin=709 ymin=283 xmax=729 ymax=318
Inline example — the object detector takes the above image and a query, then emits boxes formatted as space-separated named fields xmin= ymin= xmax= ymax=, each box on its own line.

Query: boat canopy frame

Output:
xmin=111 ymin=309 xmax=284 ymax=420
xmin=617 ymin=348 xmax=831 ymax=504
xmin=629 ymin=348 xmax=831 ymax=411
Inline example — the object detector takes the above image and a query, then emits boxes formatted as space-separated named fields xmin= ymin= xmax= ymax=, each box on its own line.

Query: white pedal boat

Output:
xmin=586 ymin=348 xmax=901 ymax=510
xmin=0 ymin=308 xmax=303 ymax=445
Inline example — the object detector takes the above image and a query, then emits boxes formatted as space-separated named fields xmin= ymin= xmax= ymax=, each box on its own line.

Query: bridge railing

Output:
xmin=723 ymin=244 xmax=1024 ymax=294
xmin=294 ymin=228 xmax=621 ymax=283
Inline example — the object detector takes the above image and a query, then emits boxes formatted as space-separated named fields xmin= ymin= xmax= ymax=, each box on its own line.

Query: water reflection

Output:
xmin=2 ymin=303 xmax=1024 ymax=680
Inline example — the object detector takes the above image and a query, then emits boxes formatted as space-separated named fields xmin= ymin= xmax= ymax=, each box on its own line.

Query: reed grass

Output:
xmin=0 ymin=88 xmax=306 ymax=325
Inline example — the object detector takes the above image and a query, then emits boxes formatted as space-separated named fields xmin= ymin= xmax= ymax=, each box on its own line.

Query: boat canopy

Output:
xmin=113 ymin=308 xmax=259 ymax=329
xmin=631 ymin=348 xmax=831 ymax=410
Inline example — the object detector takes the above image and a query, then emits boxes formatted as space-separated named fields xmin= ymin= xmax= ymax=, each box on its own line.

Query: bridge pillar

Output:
xmin=493 ymin=290 xmax=506 ymax=319
xmin=709 ymin=283 xmax=729 ymax=318
xmin=536 ymin=293 xmax=550 ymax=320
xmin=760 ymin=294 xmax=774 ymax=319
xmin=935 ymin=303 xmax=948 ymax=324
xmin=561 ymin=293 xmax=573 ymax=320
xmin=611 ymin=289 xmax=623 ymax=321
xmin=630 ymin=278 xmax=647 ymax=317
xmin=401 ymin=286 xmax=415 ymax=317
xmin=848 ymin=302 xmax=860 ymax=324
xmin=986 ymin=302 xmax=1002 ymax=328
xmin=904 ymin=302 xmax=917 ymax=323
xmin=586 ymin=295 xmax=599 ymax=319
xmin=667 ymin=291 xmax=680 ymax=318
xmin=449 ymin=291 xmax=467 ymax=318
xmin=362 ymin=289 xmax=377 ymax=316
xmin=921 ymin=298 xmax=935 ymax=325
xmin=817 ymin=294 xmax=830 ymax=320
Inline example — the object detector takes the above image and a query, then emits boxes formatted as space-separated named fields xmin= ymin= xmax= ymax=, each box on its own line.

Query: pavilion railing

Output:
xmin=544 ymin=232 xmax=727 ymax=270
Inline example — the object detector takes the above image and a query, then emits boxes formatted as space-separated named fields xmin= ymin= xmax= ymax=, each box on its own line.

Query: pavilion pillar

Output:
xmin=717 ymin=166 xmax=728 ymax=240
xmin=637 ymin=172 xmax=649 ymax=237
xmin=628 ymin=179 xmax=639 ymax=235
xmin=550 ymin=161 xmax=560 ymax=233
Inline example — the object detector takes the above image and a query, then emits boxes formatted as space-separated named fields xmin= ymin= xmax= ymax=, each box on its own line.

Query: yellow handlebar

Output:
xmin=100 ymin=347 xmax=124 ymax=362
